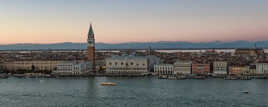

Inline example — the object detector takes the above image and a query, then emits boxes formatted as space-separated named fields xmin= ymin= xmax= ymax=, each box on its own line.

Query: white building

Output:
xmin=256 ymin=63 xmax=268 ymax=74
xmin=174 ymin=60 xmax=192 ymax=75
xmin=213 ymin=61 xmax=228 ymax=75
xmin=154 ymin=64 xmax=174 ymax=76
xmin=105 ymin=56 xmax=149 ymax=75
xmin=0 ymin=61 xmax=60 ymax=71
xmin=54 ymin=61 xmax=91 ymax=75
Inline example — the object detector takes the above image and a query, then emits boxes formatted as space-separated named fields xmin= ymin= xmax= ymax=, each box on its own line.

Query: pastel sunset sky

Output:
xmin=1 ymin=0 xmax=268 ymax=44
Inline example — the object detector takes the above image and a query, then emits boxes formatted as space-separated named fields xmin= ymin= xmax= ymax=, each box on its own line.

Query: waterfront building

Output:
xmin=105 ymin=56 xmax=149 ymax=75
xmin=256 ymin=63 xmax=268 ymax=75
xmin=192 ymin=63 xmax=211 ymax=75
xmin=87 ymin=24 xmax=96 ymax=72
xmin=173 ymin=60 xmax=191 ymax=75
xmin=1 ymin=61 xmax=60 ymax=71
xmin=154 ymin=64 xmax=174 ymax=76
xmin=229 ymin=66 xmax=249 ymax=75
xmin=213 ymin=61 xmax=228 ymax=75
xmin=95 ymin=60 xmax=106 ymax=72
xmin=248 ymin=65 xmax=257 ymax=75
xmin=54 ymin=61 xmax=91 ymax=75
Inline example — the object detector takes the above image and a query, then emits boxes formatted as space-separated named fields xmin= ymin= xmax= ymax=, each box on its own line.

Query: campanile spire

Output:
xmin=87 ymin=23 xmax=95 ymax=72
xmin=88 ymin=23 xmax=94 ymax=37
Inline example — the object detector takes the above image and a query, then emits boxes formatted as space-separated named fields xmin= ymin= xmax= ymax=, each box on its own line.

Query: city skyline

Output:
xmin=1 ymin=0 xmax=268 ymax=44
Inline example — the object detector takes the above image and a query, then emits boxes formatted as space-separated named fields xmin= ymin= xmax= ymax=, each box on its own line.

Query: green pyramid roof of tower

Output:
xmin=88 ymin=24 xmax=94 ymax=36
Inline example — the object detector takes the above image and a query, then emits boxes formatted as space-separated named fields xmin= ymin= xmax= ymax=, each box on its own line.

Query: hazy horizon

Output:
xmin=0 ymin=40 xmax=267 ymax=45
xmin=1 ymin=0 xmax=268 ymax=44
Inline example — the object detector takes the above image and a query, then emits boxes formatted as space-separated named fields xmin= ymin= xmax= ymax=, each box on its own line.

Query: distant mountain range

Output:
xmin=0 ymin=40 xmax=268 ymax=50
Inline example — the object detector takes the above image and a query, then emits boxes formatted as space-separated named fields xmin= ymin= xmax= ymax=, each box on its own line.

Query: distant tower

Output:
xmin=87 ymin=23 xmax=95 ymax=72
xmin=146 ymin=42 xmax=154 ymax=56
xmin=146 ymin=46 xmax=152 ymax=55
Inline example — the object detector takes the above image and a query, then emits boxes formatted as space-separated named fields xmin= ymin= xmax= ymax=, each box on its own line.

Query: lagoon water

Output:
xmin=0 ymin=77 xmax=267 ymax=107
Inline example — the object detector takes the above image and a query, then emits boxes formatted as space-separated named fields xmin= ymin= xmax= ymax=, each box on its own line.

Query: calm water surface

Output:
xmin=0 ymin=77 xmax=267 ymax=107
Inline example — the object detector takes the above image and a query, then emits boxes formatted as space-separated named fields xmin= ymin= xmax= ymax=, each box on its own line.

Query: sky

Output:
xmin=0 ymin=0 xmax=268 ymax=44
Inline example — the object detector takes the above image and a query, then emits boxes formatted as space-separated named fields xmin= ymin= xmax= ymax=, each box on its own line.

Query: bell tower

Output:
xmin=87 ymin=23 xmax=95 ymax=72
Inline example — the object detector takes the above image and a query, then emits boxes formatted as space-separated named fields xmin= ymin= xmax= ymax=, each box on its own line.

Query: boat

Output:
xmin=241 ymin=91 xmax=249 ymax=94
xmin=0 ymin=74 xmax=8 ymax=79
xmin=100 ymin=82 xmax=117 ymax=86
xmin=240 ymin=76 xmax=252 ymax=80
xmin=158 ymin=75 xmax=168 ymax=79
xmin=193 ymin=76 xmax=206 ymax=80
xmin=176 ymin=75 xmax=187 ymax=80
xmin=224 ymin=76 xmax=239 ymax=80
xmin=168 ymin=76 xmax=177 ymax=80
xmin=13 ymin=74 xmax=25 ymax=78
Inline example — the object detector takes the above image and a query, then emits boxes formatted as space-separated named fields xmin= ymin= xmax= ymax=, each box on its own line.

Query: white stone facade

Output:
xmin=105 ymin=56 xmax=149 ymax=74
xmin=154 ymin=64 xmax=174 ymax=75
xmin=1 ymin=61 xmax=60 ymax=71
xmin=174 ymin=61 xmax=191 ymax=75
xmin=55 ymin=61 xmax=91 ymax=74
xmin=213 ymin=61 xmax=228 ymax=75
xmin=256 ymin=63 xmax=268 ymax=74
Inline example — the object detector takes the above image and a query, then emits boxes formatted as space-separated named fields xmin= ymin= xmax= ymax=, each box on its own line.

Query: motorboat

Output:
xmin=100 ymin=82 xmax=117 ymax=86
xmin=240 ymin=91 xmax=249 ymax=94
